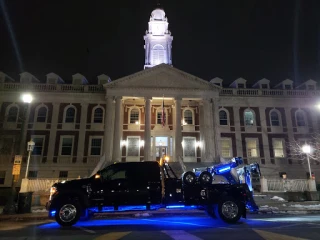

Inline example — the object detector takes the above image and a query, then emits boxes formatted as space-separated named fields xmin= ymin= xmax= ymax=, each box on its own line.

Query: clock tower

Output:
xmin=143 ymin=6 xmax=173 ymax=69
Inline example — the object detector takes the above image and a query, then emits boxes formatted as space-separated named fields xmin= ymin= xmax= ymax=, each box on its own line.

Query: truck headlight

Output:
xmin=49 ymin=187 xmax=57 ymax=200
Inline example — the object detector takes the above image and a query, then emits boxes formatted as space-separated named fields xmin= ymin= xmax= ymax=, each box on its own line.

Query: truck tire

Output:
xmin=182 ymin=171 xmax=196 ymax=185
xmin=214 ymin=197 xmax=242 ymax=224
xmin=55 ymin=200 xmax=81 ymax=227
xmin=199 ymin=171 xmax=212 ymax=186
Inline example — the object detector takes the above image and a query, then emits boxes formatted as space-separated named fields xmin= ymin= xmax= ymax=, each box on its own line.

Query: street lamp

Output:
xmin=302 ymin=144 xmax=312 ymax=179
xmin=25 ymin=139 xmax=35 ymax=179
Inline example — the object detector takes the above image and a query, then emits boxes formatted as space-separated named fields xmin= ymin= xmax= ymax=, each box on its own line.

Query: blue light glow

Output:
xmin=50 ymin=211 xmax=56 ymax=217
xmin=166 ymin=205 xmax=197 ymax=209
xmin=88 ymin=205 xmax=161 ymax=213
xmin=217 ymin=166 xmax=231 ymax=173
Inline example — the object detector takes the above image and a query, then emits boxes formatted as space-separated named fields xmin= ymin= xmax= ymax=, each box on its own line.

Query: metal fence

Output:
xmin=267 ymin=179 xmax=309 ymax=192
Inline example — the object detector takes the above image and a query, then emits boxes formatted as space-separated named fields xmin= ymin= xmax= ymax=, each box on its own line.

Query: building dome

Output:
xmin=151 ymin=8 xmax=166 ymax=20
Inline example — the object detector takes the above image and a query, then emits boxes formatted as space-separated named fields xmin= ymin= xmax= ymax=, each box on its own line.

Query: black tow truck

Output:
xmin=46 ymin=158 xmax=258 ymax=226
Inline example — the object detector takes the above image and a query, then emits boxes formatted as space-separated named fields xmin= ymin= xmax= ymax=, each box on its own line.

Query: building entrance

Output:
xmin=154 ymin=136 xmax=170 ymax=161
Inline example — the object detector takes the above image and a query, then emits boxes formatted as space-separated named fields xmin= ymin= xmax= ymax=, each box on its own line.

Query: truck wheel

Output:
xmin=199 ymin=171 xmax=212 ymax=186
xmin=55 ymin=201 xmax=81 ymax=227
xmin=182 ymin=171 xmax=196 ymax=185
xmin=214 ymin=198 xmax=242 ymax=224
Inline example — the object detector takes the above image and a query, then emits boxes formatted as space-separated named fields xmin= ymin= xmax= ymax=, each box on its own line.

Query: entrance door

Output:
xmin=154 ymin=136 xmax=169 ymax=161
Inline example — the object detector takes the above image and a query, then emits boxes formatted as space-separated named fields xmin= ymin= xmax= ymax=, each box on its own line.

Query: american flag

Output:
xmin=161 ymin=96 xmax=165 ymax=127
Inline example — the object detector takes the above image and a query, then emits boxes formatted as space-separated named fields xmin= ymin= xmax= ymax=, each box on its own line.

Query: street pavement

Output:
xmin=1 ymin=214 xmax=320 ymax=239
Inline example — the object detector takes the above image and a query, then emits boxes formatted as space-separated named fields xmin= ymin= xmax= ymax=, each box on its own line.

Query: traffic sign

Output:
xmin=14 ymin=155 xmax=22 ymax=165
xmin=12 ymin=164 xmax=21 ymax=175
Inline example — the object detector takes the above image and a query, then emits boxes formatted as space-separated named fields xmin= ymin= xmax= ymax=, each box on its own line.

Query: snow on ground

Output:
xmin=289 ymin=204 xmax=320 ymax=209
xmin=270 ymin=196 xmax=286 ymax=202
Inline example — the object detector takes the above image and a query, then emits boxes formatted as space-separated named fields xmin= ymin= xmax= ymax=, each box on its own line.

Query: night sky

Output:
xmin=1 ymin=0 xmax=320 ymax=86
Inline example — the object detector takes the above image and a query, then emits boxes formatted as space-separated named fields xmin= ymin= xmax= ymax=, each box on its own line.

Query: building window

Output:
xmin=0 ymin=137 xmax=14 ymax=155
xmin=59 ymin=171 xmax=68 ymax=179
xmin=183 ymin=137 xmax=196 ymax=157
xmin=152 ymin=44 xmax=165 ymax=65
xmin=7 ymin=106 xmax=18 ymax=122
xmin=307 ymin=85 xmax=315 ymax=90
xmin=28 ymin=171 xmax=38 ymax=178
xmin=90 ymin=137 xmax=102 ymax=156
xmin=65 ymin=107 xmax=75 ymax=123
xmin=184 ymin=110 xmax=193 ymax=124
xmin=60 ymin=137 xmax=73 ymax=156
xmin=127 ymin=137 xmax=140 ymax=157
xmin=221 ymin=138 xmax=232 ymax=158
xmin=296 ymin=111 xmax=306 ymax=127
xmin=238 ymin=83 xmax=245 ymax=88
xmin=246 ymin=139 xmax=259 ymax=157
xmin=93 ymin=107 xmax=103 ymax=123
xmin=244 ymin=110 xmax=254 ymax=126
xmin=219 ymin=110 xmax=228 ymax=125
xmin=284 ymin=84 xmax=291 ymax=90
xmin=0 ymin=171 xmax=5 ymax=184
xmin=270 ymin=111 xmax=280 ymax=126
xmin=273 ymin=139 xmax=285 ymax=157
xmin=32 ymin=137 xmax=44 ymax=156
xmin=261 ymin=84 xmax=268 ymax=89
xmin=157 ymin=110 xmax=166 ymax=125
xmin=36 ymin=107 xmax=47 ymax=122
xmin=130 ymin=108 xmax=139 ymax=124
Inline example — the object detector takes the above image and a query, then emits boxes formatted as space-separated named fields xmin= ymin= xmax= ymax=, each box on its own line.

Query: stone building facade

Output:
xmin=0 ymin=7 xmax=320 ymax=187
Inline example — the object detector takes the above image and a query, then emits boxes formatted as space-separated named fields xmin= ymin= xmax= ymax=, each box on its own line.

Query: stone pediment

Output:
xmin=105 ymin=64 xmax=219 ymax=91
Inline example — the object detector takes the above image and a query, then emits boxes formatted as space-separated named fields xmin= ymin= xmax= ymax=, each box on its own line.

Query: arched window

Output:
xmin=7 ymin=106 xmax=18 ymax=122
xmin=219 ymin=110 xmax=228 ymax=125
xmin=296 ymin=111 xmax=306 ymax=127
xmin=36 ymin=107 xmax=47 ymax=122
xmin=152 ymin=44 xmax=165 ymax=65
xmin=244 ymin=109 xmax=255 ymax=126
xmin=65 ymin=107 xmax=75 ymax=123
xmin=184 ymin=110 xmax=193 ymax=124
xmin=130 ymin=108 xmax=140 ymax=124
xmin=93 ymin=107 xmax=103 ymax=123
xmin=270 ymin=111 xmax=280 ymax=126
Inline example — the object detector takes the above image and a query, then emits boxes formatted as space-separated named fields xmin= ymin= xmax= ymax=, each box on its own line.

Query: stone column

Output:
xmin=144 ymin=97 xmax=152 ymax=161
xmin=112 ymin=97 xmax=122 ymax=162
xmin=47 ymin=103 xmax=60 ymax=163
xmin=175 ymin=98 xmax=183 ymax=162
xmin=104 ymin=97 xmax=115 ymax=163
xmin=259 ymin=107 xmax=271 ymax=163
xmin=233 ymin=106 xmax=243 ymax=157
xmin=76 ymin=103 xmax=88 ymax=163
xmin=202 ymin=99 xmax=215 ymax=162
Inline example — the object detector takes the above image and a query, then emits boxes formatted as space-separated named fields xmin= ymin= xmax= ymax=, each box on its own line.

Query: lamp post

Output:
xmin=25 ymin=139 xmax=35 ymax=179
xmin=302 ymin=144 xmax=312 ymax=179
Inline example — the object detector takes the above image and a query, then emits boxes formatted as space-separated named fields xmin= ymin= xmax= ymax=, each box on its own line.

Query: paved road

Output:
xmin=1 ymin=213 xmax=320 ymax=239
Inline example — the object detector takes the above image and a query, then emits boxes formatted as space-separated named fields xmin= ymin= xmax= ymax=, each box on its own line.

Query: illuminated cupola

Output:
xmin=143 ymin=5 xmax=173 ymax=69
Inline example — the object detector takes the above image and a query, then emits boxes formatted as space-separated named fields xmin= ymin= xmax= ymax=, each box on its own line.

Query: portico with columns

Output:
xmin=103 ymin=64 xmax=221 ymax=165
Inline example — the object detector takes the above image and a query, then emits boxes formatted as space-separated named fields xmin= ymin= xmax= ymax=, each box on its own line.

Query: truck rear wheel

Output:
xmin=199 ymin=171 xmax=212 ymax=186
xmin=55 ymin=201 xmax=81 ymax=227
xmin=214 ymin=197 xmax=242 ymax=224
xmin=182 ymin=171 xmax=196 ymax=185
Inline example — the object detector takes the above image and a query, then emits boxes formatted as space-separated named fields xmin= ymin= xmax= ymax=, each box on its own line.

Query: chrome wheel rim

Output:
xmin=185 ymin=174 xmax=194 ymax=183
xmin=59 ymin=204 xmax=77 ymax=222
xmin=221 ymin=201 xmax=238 ymax=219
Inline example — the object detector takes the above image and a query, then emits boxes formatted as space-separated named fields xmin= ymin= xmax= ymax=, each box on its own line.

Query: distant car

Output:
xmin=46 ymin=160 xmax=258 ymax=226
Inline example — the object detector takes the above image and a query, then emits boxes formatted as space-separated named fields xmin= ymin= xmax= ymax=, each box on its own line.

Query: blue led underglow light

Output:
xmin=166 ymin=205 xmax=197 ymax=209
xmin=50 ymin=211 xmax=56 ymax=217
xmin=217 ymin=166 xmax=231 ymax=173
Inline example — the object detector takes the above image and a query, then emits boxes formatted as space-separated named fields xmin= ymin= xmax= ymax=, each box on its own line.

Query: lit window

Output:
xmin=247 ymin=139 xmax=259 ymax=157
xmin=184 ymin=110 xmax=193 ymax=124
xmin=296 ymin=111 xmax=306 ymax=127
xmin=32 ymin=137 xmax=44 ymax=156
xmin=130 ymin=109 xmax=139 ymax=124
xmin=219 ymin=110 xmax=228 ymax=125
xmin=221 ymin=139 xmax=232 ymax=157
xmin=273 ymin=139 xmax=284 ymax=157
xmin=7 ymin=106 xmax=18 ymax=122
xmin=93 ymin=108 xmax=103 ymax=123
xmin=244 ymin=110 xmax=254 ymax=126
xmin=36 ymin=107 xmax=47 ymax=122
xmin=65 ymin=107 xmax=75 ymax=123
xmin=90 ymin=138 xmax=102 ymax=156
xmin=61 ymin=137 xmax=73 ymax=155
xmin=270 ymin=111 xmax=280 ymax=126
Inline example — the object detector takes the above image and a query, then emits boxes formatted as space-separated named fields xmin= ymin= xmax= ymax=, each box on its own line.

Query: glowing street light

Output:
xmin=302 ymin=144 xmax=312 ymax=179
xmin=21 ymin=93 xmax=33 ymax=103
